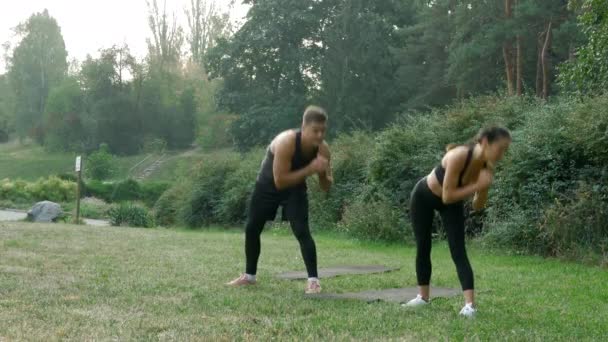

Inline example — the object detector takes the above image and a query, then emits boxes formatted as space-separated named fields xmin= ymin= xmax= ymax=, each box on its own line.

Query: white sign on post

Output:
xmin=75 ymin=156 xmax=82 ymax=172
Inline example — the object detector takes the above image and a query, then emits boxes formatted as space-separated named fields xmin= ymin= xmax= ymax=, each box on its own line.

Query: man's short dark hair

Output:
xmin=303 ymin=105 xmax=328 ymax=125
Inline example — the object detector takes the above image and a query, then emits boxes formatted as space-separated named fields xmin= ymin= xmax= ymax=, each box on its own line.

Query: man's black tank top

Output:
xmin=257 ymin=130 xmax=318 ymax=190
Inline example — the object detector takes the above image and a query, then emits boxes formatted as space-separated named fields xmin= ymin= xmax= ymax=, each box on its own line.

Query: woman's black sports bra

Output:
xmin=434 ymin=145 xmax=475 ymax=187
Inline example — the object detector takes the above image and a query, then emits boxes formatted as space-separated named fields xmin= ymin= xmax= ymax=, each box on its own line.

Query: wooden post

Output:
xmin=75 ymin=156 xmax=82 ymax=224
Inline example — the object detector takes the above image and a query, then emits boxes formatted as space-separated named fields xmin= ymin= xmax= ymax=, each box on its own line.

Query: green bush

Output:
xmin=55 ymin=173 xmax=77 ymax=182
xmin=368 ymin=95 xmax=531 ymax=210
xmin=438 ymin=95 xmax=530 ymax=145
xmin=86 ymin=144 xmax=117 ymax=180
xmin=307 ymin=181 xmax=341 ymax=230
xmin=132 ymin=93 xmax=608 ymax=262
xmin=559 ymin=96 xmax=608 ymax=166
xmin=179 ymin=152 xmax=240 ymax=227
xmin=338 ymin=193 xmax=411 ymax=243
xmin=83 ymin=179 xmax=167 ymax=206
xmin=108 ymin=202 xmax=155 ymax=228
xmin=0 ymin=179 xmax=30 ymax=202
xmin=27 ymin=176 xmax=77 ymax=202
xmin=484 ymin=96 xmax=608 ymax=253
xmin=140 ymin=182 xmax=171 ymax=207
xmin=482 ymin=204 xmax=546 ymax=254
xmin=83 ymin=180 xmax=113 ymax=202
xmin=489 ymin=101 xmax=580 ymax=211
xmin=368 ymin=113 xmax=440 ymax=208
xmin=154 ymin=182 xmax=190 ymax=227
xmin=480 ymin=95 xmax=608 ymax=260
xmin=78 ymin=197 xmax=111 ymax=219
xmin=216 ymin=148 xmax=263 ymax=224
xmin=308 ymin=131 xmax=375 ymax=230
xmin=538 ymin=182 xmax=608 ymax=261
xmin=112 ymin=179 xmax=141 ymax=202
xmin=0 ymin=177 xmax=77 ymax=203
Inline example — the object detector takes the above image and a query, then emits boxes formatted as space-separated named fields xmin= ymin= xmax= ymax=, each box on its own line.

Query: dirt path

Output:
xmin=0 ymin=209 xmax=110 ymax=226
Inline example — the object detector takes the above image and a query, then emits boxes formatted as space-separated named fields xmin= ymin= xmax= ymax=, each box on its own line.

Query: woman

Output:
xmin=403 ymin=126 xmax=511 ymax=317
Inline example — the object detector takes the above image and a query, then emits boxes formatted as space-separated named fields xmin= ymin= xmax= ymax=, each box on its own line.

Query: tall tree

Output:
xmin=447 ymin=0 xmax=577 ymax=98
xmin=146 ymin=0 xmax=184 ymax=73
xmin=207 ymin=0 xmax=320 ymax=150
xmin=0 ymin=74 xmax=14 ymax=142
xmin=80 ymin=46 xmax=142 ymax=154
xmin=504 ymin=0 xmax=516 ymax=95
xmin=185 ymin=0 xmax=233 ymax=67
xmin=43 ymin=76 xmax=91 ymax=151
xmin=7 ymin=9 xmax=67 ymax=141
xmin=208 ymin=0 xmax=416 ymax=148
xmin=317 ymin=0 xmax=415 ymax=132
xmin=558 ymin=0 xmax=608 ymax=94
xmin=514 ymin=0 xmax=577 ymax=98
xmin=400 ymin=1 xmax=451 ymax=104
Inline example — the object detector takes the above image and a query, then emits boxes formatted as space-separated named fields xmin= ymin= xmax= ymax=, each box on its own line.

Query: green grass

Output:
xmin=0 ymin=141 xmax=141 ymax=181
xmin=1 ymin=223 xmax=606 ymax=340
xmin=145 ymin=148 xmax=233 ymax=182
xmin=0 ymin=143 xmax=75 ymax=180
xmin=113 ymin=154 xmax=153 ymax=180
xmin=0 ymin=141 xmax=235 ymax=189
xmin=0 ymin=140 xmax=208 ymax=184
xmin=146 ymin=155 xmax=198 ymax=181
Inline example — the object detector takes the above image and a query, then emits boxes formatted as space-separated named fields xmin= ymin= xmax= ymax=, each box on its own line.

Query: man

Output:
xmin=227 ymin=105 xmax=333 ymax=294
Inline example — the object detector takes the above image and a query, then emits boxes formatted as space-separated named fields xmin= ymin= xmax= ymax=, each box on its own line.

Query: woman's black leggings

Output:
xmin=409 ymin=177 xmax=474 ymax=291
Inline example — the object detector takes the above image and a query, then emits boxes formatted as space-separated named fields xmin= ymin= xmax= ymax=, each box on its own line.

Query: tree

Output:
xmin=80 ymin=46 xmax=143 ymax=155
xmin=558 ymin=0 xmax=608 ymax=94
xmin=43 ymin=76 xmax=91 ymax=151
xmin=511 ymin=0 xmax=577 ymax=99
xmin=207 ymin=0 xmax=319 ymax=150
xmin=445 ymin=0 xmax=577 ymax=99
xmin=146 ymin=0 xmax=184 ymax=73
xmin=171 ymin=86 xmax=197 ymax=148
xmin=7 ymin=9 xmax=67 ymax=141
xmin=395 ymin=0 xmax=459 ymax=109
xmin=0 ymin=74 xmax=14 ymax=142
xmin=316 ymin=0 xmax=415 ymax=132
xmin=185 ymin=0 xmax=233 ymax=68
xmin=208 ymin=0 xmax=416 ymax=148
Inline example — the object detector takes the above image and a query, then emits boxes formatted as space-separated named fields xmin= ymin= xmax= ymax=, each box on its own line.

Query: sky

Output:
xmin=0 ymin=0 xmax=249 ymax=73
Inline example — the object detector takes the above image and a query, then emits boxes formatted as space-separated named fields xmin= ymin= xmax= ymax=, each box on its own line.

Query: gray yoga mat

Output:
xmin=276 ymin=265 xmax=400 ymax=280
xmin=305 ymin=287 xmax=461 ymax=303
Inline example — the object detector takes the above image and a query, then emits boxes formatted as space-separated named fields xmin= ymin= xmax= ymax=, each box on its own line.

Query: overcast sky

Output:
xmin=0 ymin=0 xmax=249 ymax=73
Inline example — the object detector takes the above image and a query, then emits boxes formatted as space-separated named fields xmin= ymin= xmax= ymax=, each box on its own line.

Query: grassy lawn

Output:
xmin=1 ymin=223 xmax=606 ymax=340
xmin=0 ymin=143 xmax=75 ymax=180
xmin=145 ymin=148 xmax=233 ymax=182
xmin=145 ymin=154 xmax=197 ymax=182
xmin=0 ymin=141 xmax=190 ymax=181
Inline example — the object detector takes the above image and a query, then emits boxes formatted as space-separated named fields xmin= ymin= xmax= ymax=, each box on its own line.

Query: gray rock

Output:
xmin=27 ymin=201 xmax=63 ymax=222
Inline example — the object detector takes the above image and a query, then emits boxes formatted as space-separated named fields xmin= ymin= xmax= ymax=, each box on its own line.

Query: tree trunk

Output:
xmin=535 ymin=31 xmax=544 ymax=97
xmin=541 ymin=21 xmax=552 ymax=99
xmin=568 ymin=43 xmax=576 ymax=62
xmin=118 ymin=49 xmax=123 ymax=87
xmin=503 ymin=0 xmax=515 ymax=95
xmin=516 ymin=35 xmax=523 ymax=96
xmin=514 ymin=0 xmax=522 ymax=96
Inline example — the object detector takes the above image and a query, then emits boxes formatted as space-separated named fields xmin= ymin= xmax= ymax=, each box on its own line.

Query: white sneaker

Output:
xmin=402 ymin=294 xmax=429 ymax=307
xmin=459 ymin=303 xmax=476 ymax=318
xmin=305 ymin=279 xmax=322 ymax=294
